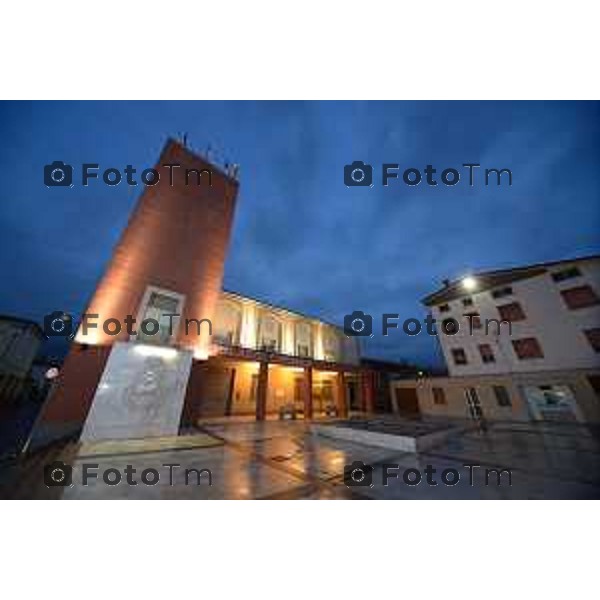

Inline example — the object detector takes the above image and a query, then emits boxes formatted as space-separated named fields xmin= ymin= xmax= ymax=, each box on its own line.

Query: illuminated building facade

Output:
xmin=391 ymin=256 xmax=600 ymax=423
xmin=35 ymin=139 xmax=373 ymax=444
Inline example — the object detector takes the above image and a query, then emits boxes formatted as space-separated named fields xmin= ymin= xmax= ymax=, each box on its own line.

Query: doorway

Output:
xmin=394 ymin=387 xmax=419 ymax=415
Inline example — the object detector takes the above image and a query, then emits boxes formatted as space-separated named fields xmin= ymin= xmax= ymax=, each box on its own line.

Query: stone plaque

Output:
xmin=80 ymin=342 xmax=193 ymax=442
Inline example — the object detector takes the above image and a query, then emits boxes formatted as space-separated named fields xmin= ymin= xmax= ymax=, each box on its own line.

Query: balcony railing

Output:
xmin=211 ymin=340 xmax=357 ymax=370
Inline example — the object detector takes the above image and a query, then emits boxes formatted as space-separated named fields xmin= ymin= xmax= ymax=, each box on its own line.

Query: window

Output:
xmin=478 ymin=343 xmax=495 ymax=363
xmin=464 ymin=312 xmax=482 ymax=329
xmin=432 ymin=387 xmax=447 ymax=405
xmin=512 ymin=337 xmax=544 ymax=359
xmin=584 ymin=328 xmax=600 ymax=353
xmin=491 ymin=286 xmax=513 ymax=299
xmin=462 ymin=297 xmax=474 ymax=307
xmin=493 ymin=385 xmax=511 ymax=407
xmin=560 ymin=285 xmax=600 ymax=310
xmin=551 ymin=266 xmax=581 ymax=282
xmin=259 ymin=315 xmax=281 ymax=352
xmin=214 ymin=330 xmax=234 ymax=346
xmin=297 ymin=344 xmax=309 ymax=357
xmin=137 ymin=289 xmax=182 ymax=345
xmin=439 ymin=303 xmax=450 ymax=313
xmin=523 ymin=385 xmax=578 ymax=421
xmin=497 ymin=301 xmax=526 ymax=322
xmin=214 ymin=300 xmax=242 ymax=347
xmin=451 ymin=348 xmax=467 ymax=365
xmin=322 ymin=330 xmax=339 ymax=362
xmin=295 ymin=321 xmax=312 ymax=358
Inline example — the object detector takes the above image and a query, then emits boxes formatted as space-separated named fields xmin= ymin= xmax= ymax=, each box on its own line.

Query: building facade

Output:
xmin=425 ymin=256 xmax=600 ymax=377
xmin=182 ymin=289 xmax=363 ymax=422
xmin=392 ymin=369 xmax=600 ymax=423
xmin=33 ymin=139 xmax=375 ymax=446
xmin=0 ymin=316 xmax=43 ymax=406
xmin=391 ymin=256 xmax=600 ymax=423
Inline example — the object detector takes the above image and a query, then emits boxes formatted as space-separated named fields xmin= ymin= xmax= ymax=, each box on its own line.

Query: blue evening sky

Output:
xmin=0 ymin=101 xmax=598 ymax=366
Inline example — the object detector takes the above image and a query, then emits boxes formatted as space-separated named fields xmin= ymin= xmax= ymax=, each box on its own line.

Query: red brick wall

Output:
xmin=38 ymin=343 xmax=111 ymax=424
xmin=80 ymin=139 xmax=239 ymax=354
xmin=38 ymin=139 xmax=239 ymax=432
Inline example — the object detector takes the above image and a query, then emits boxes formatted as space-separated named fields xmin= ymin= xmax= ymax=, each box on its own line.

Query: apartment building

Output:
xmin=392 ymin=256 xmax=600 ymax=423
xmin=425 ymin=256 xmax=600 ymax=376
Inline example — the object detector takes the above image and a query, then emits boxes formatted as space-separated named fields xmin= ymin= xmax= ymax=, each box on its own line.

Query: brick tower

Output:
xmin=34 ymin=139 xmax=239 ymax=444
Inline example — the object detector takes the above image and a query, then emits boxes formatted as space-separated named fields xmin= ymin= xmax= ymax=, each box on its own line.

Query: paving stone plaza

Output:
xmin=2 ymin=418 xmax=599 ymax=499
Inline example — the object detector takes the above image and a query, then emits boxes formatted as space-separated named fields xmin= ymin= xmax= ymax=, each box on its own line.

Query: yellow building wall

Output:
xmin=391 ymin=369 xmax=600 ymax=423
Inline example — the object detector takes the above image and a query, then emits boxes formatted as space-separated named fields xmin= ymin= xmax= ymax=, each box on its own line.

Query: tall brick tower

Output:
xmin=34 ymin=139 xmax=239 ymax=444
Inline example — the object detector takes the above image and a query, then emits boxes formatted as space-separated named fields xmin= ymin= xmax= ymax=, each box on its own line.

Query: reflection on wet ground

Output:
xmin=3 ymin=420 xmax=600 ymax=499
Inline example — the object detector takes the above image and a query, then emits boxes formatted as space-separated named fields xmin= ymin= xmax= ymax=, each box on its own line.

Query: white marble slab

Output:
xmin=80 ymin=342 xmax=193 ymax=442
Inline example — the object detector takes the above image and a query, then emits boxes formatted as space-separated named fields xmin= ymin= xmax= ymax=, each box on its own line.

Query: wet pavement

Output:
xmin=3 ymin=419 xmax=600 ymax=499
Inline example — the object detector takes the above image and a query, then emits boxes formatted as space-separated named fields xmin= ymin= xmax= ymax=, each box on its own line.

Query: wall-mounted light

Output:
xmin=268 ymin=364 xmax=304 ymax=373
xmin=461 ymin=276 xmax=477 ymax=291
xmin=135 ymin=345 xmax=179 ymax=360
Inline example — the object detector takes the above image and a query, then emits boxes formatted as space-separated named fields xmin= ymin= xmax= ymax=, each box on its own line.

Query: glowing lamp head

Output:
xmin=461 ymin=276 xmax=477 ymax=291
xmin=45 ymin=367 xmax=60 ymax=380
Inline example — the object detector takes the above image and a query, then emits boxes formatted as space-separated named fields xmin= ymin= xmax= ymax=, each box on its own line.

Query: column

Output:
xmin=255 ymin=360 xmax=268 ymax=421
xmin=362 ymin=370 xmax=375 ymax=414
xmin=303 ymin=367 xmax=313 ymax=420
xmin=282 ymin=320 xmax=295 ymax=355
xmin=336 ymin=372 xmax=348 ymax=418
xmin=240 ymin=303 xmax=257 ymax=349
